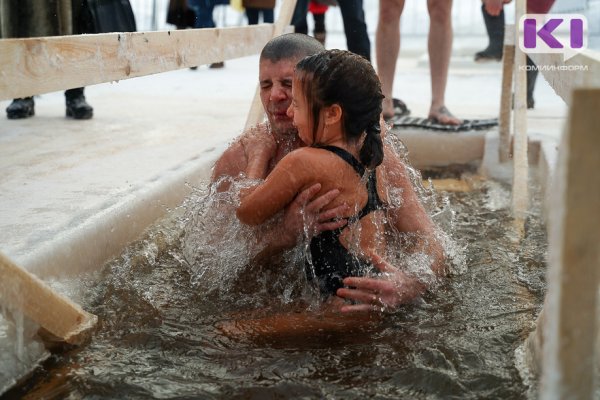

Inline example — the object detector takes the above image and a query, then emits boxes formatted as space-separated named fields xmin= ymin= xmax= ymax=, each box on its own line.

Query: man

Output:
xmin=377 ymin=0 xmax=461 ymax=125
xmin=211 ymin=33 xmax=445 ymax=312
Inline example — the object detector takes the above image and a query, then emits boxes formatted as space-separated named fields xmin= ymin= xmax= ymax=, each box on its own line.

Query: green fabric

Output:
xmin=0 ymin=0 xmax=94 ymax=39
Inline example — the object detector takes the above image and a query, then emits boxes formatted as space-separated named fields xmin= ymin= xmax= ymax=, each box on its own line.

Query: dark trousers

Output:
xmin=188 ymin=0 xmax=215 ymax=28
xmin=246 ymin=8 xmax=274 ymax=25
xmin=292 ymin=0 xmax=370 ymax=61
xmin=296 ymin=12 xmax=325 ymax=34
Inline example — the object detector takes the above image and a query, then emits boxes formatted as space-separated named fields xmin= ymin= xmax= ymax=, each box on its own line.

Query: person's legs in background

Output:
xmin=6 ymin=98 xmax=35 ymax=119
xmin=523 ymin=0 xmax=555 ymax=109
xmin=337 ymin=0 xmax=370 ymax=61
xmin=474 ymin=3 xmax=504 ymax=62
xmin=292 ymin=0 xmax=311 ymax=33
xmin=526 ymin=56 xmax=537 ymax=109
xmin=188 ymin=0 xmax=216 ymax=28
xmin=295 ymin=10 xmax=309 ymax=34
xmin=246 ymin=8 xmax=260 ymax=24
xmin=262 ymin=8 xmax=274 ymax=23
xmin=65 ymin=87 xmax=93 ymax=119
xmin=313 ymin=12 xmax=326 ymax=45
xmin=188 ymin=0 xmax=223 ymax=68
xmin=426 ymin=0 xmax=460 ymax=125
xmin=246 ymin=8 xmax=273 ymax=24
xmin=309 ymin=1 xmax=328 ymax=45
xmin=376 ymin=0 xmax=404 ymax=119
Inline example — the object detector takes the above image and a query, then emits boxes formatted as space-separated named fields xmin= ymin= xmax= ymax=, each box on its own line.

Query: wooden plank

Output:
xmin=0 ymin=25 xmax=275 ymax=101
xmin=540 ymin=89 xmax=600 ymax=400
xmin=425 ymin=178 xmax=472 ymax=192
xmin=244 ymin=0 xmax=297 ymax=130
xmin=498 ymin=44 xmax=515 ymax=163
xmin=0 ymin=252 xmax=97 ymax=345
xmin=511 ymin=1 xmax=529 ymax=223
xmin=529 ymin=50 xmax=600 ymax=105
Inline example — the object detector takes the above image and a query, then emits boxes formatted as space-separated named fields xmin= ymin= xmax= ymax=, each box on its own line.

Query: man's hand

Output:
xmin=336 ymin=253 xmax=425 ymax=313
xmin=277 ymin=183 xmax=348 ymax=249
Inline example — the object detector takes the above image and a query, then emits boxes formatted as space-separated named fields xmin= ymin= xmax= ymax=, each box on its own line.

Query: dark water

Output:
xmin=2 ymin=178 xmax=547 ymax=400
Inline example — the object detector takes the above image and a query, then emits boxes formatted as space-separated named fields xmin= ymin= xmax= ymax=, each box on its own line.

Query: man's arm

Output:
xmin=336 ymin=148 xmax=446 ymax=311
xmin=211 ymin=123 xmax=275 ymax=189
xmin=211 ymin=139 xmax=248 ymax=192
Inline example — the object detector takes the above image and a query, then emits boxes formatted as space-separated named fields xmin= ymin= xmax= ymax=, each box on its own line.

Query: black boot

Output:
xmin=475 ymin=5 xmax=504 ymax=62
xmin=6 ymin=97 xmax=35 ymax=119
xmin=526 ymin=56 xmax=538 ymax=109
xmin=65 ymin=88 xmax=93 ymax=119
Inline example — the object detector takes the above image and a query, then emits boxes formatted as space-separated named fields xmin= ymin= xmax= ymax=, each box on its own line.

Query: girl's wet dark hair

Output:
xmin=296 ymin=50 xmax=384 ymax=169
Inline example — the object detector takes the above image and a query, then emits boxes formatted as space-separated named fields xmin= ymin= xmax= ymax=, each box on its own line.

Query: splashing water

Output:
xmin=0 ymin=172 xmax=551 ymax=399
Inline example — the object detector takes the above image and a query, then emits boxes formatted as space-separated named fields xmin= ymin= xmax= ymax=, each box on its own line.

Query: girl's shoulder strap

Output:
xmin=316 ymin=145 xmax=365 ymax=177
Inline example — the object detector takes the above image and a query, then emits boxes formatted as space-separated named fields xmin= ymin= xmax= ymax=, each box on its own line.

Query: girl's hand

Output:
xmin=241 ymin=122 xmax=276 ymax=179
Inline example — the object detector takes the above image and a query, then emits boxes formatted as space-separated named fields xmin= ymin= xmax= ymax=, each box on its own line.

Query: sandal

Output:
xmin=391 ymin=115 xmax=498 ymax=132
xmin=384 ymin=98 xmax=411 ymax=122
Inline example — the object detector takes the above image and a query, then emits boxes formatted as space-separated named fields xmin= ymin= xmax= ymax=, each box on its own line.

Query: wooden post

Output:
xmin=0 ymin=252 xmax=97 ymax=345
xmin=511 ymin=0 xmax=529 ymax=225
xmin=498 ymin=25 xmax=515 ymax=163
xmin=244 ymin=0 xmax=298 ymax=130
xmin=540 ymin=89 xmax=600 ymax=399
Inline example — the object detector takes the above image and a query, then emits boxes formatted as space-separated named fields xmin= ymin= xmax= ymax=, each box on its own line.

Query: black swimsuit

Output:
xmin=306 ymin=146 xmax=385 ymax=295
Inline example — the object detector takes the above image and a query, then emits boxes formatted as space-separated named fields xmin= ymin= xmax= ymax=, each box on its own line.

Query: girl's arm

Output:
xmin=241 ymin=123 xmax=277 ymax=180
xmin=237 ymin=151 xmax=309 ymax=226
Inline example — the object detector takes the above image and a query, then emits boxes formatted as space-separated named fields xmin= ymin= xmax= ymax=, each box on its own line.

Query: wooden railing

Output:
xmin=0 ymin=25 xmax=274 ymax=101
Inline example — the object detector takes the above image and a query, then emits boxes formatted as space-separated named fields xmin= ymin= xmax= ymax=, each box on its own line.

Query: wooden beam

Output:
xmin=244 ymin=0 xmax=297 ymax=130
xmin=529 ymin=49 xmax=600 ymax=105
xmin=511 ymin=1 xmax=529 ymax=223
xmin=425 ymin=178 xmax=473 ymax=192
xmin=0 ymin=252 xmax=97 ymax=345
xmin=540 ymin=89 xmax=600 ymax=399
xmin=498 ymin=25 xmax=515 ymax=163
xmin=0 ymin=25 xmax=275 ymax=101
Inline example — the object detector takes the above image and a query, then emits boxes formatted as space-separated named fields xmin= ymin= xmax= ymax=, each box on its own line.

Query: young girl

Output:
xmin=236 ymin=49 xmax=389 ymax=299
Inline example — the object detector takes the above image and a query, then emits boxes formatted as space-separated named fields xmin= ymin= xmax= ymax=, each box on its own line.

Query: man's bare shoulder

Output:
xmin=211 ymin=137 xmax=247 ymax=182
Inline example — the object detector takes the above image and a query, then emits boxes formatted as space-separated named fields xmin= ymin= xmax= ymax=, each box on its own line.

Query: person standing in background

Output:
xmin=295 ymin=0 xmax=331 ymax=46
xmin=292 ymin=0 xmax=370 ymax=61
xmin=475 ymin=0 xmax=556 ymax=108
xmin=0 ymin=0 xmax=96 ymax=119
xmin=243 ymin=0 xmax=275 ymax=25
xmin=376 ymin=0 xmax=461 ymax=125
xmin=187 ymin=0 xmax=229 ymax=68
xmin=309 ymin=1 xmax=329 ymax=45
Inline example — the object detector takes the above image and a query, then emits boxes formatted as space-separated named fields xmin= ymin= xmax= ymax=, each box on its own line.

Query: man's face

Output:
xmin=258 ymin=58 xmax=298 ymax=136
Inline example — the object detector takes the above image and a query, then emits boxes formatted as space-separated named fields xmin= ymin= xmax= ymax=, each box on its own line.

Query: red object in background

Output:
xmin=309 ymin=1 xmax=328 ymax=15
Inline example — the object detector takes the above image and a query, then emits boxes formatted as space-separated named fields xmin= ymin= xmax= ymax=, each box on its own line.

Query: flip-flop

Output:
xmin=390 ymin=115 xmax=499 ymax=132
xmin=393 ymin=98 xmax=410 ymax=117
xmin=384 ymin=98 xmax=411 ymax=122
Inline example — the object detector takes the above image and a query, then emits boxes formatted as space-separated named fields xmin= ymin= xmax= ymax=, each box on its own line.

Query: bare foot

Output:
xmin=383 ymin=98 xmax=410 ymax=121
xmin=382 ymin=97 xmax=394 ymax=120
xmin=428 ymin=106 xmax=462 ymax=125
